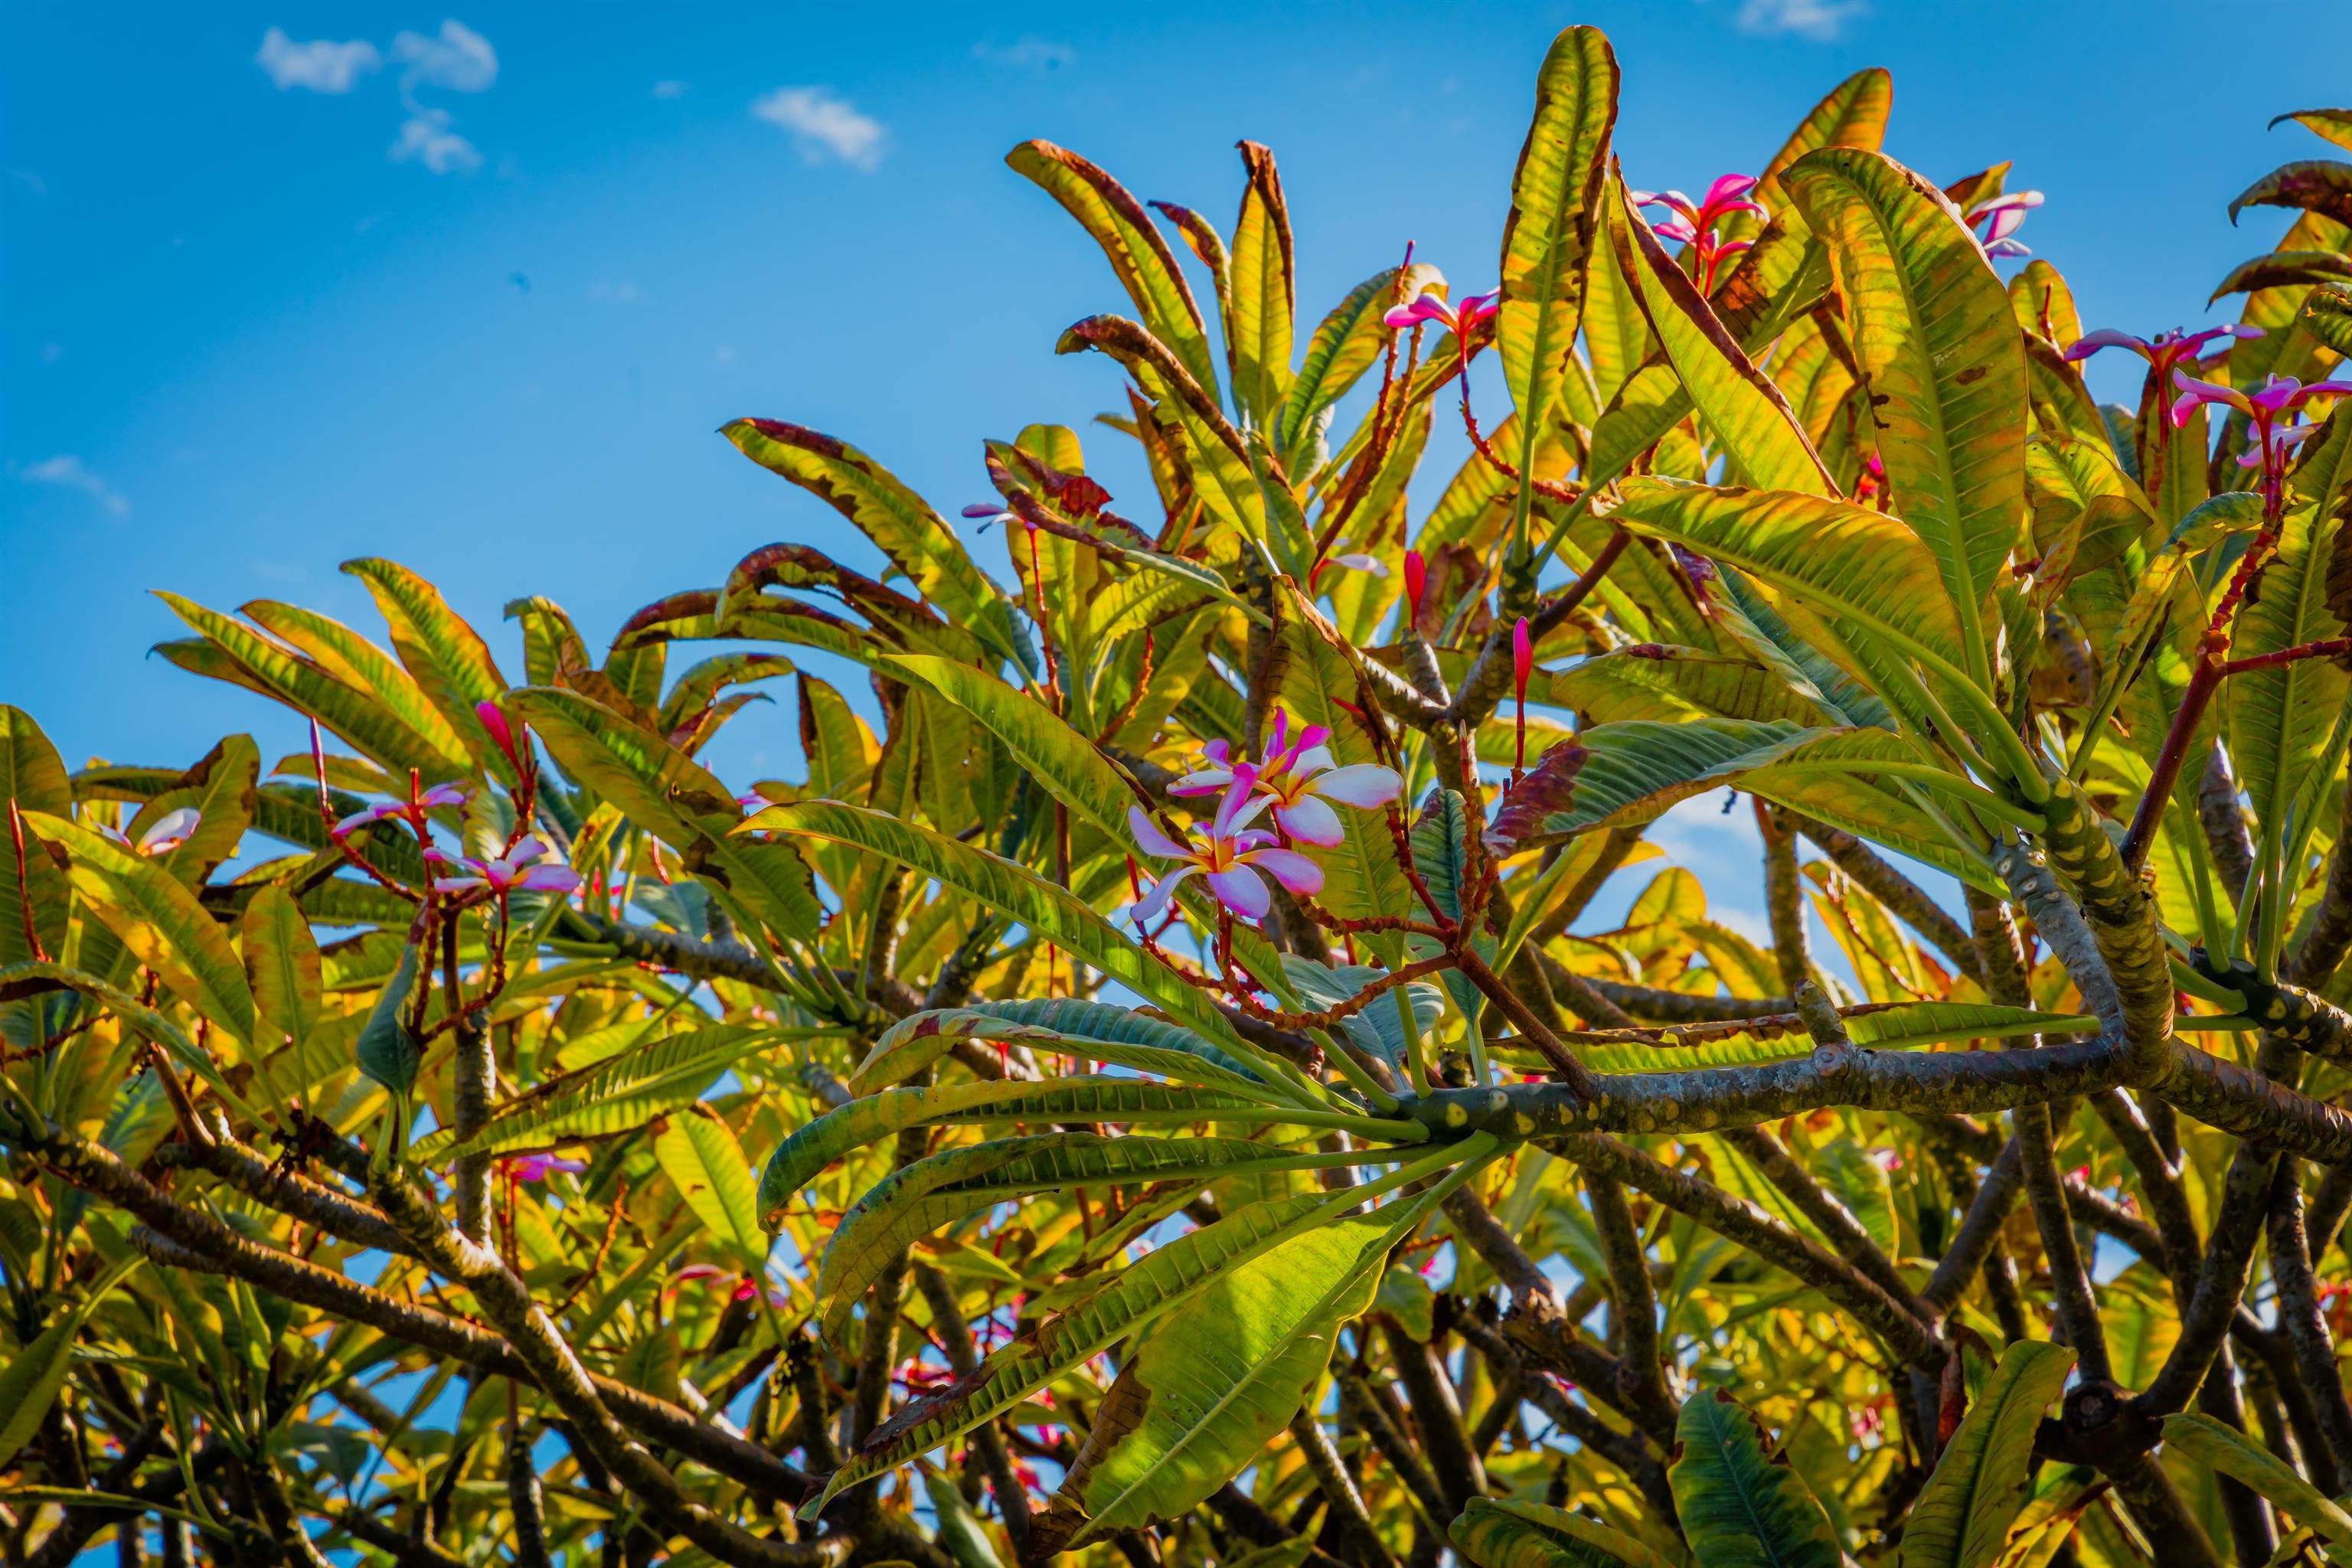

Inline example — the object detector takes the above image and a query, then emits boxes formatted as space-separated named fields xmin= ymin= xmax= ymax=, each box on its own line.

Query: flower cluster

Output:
xmin=1630 ymin=174 xmax=1765 ymax=292
xmin=106 ymin=807 xmax=202 ymax=858
xmin=1382 ymin=287 xmax=1500 ymax=337
xmin=2063 ymin=323 xmax=2264 ymax=381
xmin=2169 ymin=370 xmax=2352 ymax=473
xmin=426 ymin=835 xmax=582 ymax=901
xmin=1131 ymin=709 xmax=1403 ymax=924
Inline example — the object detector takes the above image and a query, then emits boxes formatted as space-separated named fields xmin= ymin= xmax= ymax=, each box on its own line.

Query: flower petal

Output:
xmin=433 ymin=875 xmax=486 ymax=895
xmin=1290 ymin=743 xmax=1337 ymax=779
xmin=1702 ymin=172 xmax=1759 ymax=206
xmin=1129 ymin=865 xmax=1197 ymax=926
xmin=1168 ymin=768 xmax=1234 ymax=796
xmin=518 ymin=866 xmax=583 ymax=893
xmin=1273 ymin=795 xmax=1345 ymax=848
xmin=1204 ymin=865 xmax=1272 ymax=920
xmin=1328 ymin=552 xmax=1387 ymax=576
xmin=1127 ymin=805 xmax=1192 ymax=861
xmin=2063 ymin=328 xmax=2151 ymax=364
xmin=1313 ymin=763 xmax=1405 ymax=810
xmin=1243 ymin=846 xmax=1324 ymax=898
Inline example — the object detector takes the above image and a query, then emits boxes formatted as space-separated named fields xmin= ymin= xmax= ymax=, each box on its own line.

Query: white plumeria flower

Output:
xmin=1170 ymin=709 xmax=1405 ymax=848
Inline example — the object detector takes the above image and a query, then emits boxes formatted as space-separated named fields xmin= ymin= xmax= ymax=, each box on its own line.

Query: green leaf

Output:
xmin=812 ymin=1189 xmax=1351 ymax=1511
xmin=1669 ymin=1389 xmax=1842 ymax=1568
xmin=241 ymin=884 xmax=321 ymax=1063
xmin=2159 ymin=1411 xmax=2352 ymax=1542
xmin=0 ymin=1263 xmax=137 ymax=1470
xmin=1228 ymin=141 xmax=1294 ymax=430
xmin=1009 ymin=140 xmax=1220 ymax=400
xmin=1279 ymin=263 xmax=1444 ymax=458
xmin=354 ymin=939 xmax=423 ymax=1096
xmin=24 ymin=812 xmax=258 ymax=1050
xmin=718 ymin=419 xmax=1014 ymax=664
xmin=749 ymin=799 xmax=1321 ymax=1106
xmin=1897 ymin=1340 xmax=2074 ymax=1568
xmin=340 ymin=558 xmax=514 ymax=781
xmin=0 ymin=707 xmax=71 ymax=969
xmin=1753 ymin=67 xmax=1894 ymax=220
xmin=1037 ymin=1196 xmax=1427 ymax=1549
xmin=880 ymin=655 xmax=1146 ymax=845
xmin=154 ymin=593 xmax=467 ymax=778
xmin=759 ymin=1077 xmax=1285 ymax=1227
xmin=1609 ymin=480 xmax=1969 ymax=683
xmin=2226 ymin=507 xmax=2347 ymax=847
xmin=416 ymin=1023 xmax=786 ymax=1161
xmin=846 ymin=999 xmax=1275 ymax=1099
xmin=1783 ymin=148 xmax=2031 ymax=688
xmin=815 ymin=1132 xmax=1377 ymax=1348
xmin=1602 ymin=175 xmax=1834 ymax=496
xmin=243 ymin=599 xmax=475 ymax=770
xmin=1547 ymin=645 xmax=1825 ymax=727
xmin=1496 ymin=26 xmax=1619 ymax=459
xmin=1541 ymin=1000 xmax=2095 ymax=1075
xmin=1450 ymin=1498 xmax=1681 ymax=1567
xmin=654 ymin=1107 xmax=765 ymax=1270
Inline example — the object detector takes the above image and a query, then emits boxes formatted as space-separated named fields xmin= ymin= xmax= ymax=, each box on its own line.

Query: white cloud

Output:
xmin=652 ymin=79 xmax=688 ymax=100
xmin=752 ymin=87 xmax=887 ymax=172
xmin=393 ymin=20 xmax=498 ymax=93
xmin=389 ymin=109 xmax=482 ymax=174
xmin=20 ymin=455 xmax=129 ymax=516
xmin=10 ymin=168 xmax=47 ymax=197
xmin=587 ymin=279 xmax=643 ymax=305
xmin=256 ymin=28 xmax=382 ymax=92
xmin=1735 ymin=0 xmax=1867 ymax=41
xmin=974 ymin=35 xmax=1075 ymax=70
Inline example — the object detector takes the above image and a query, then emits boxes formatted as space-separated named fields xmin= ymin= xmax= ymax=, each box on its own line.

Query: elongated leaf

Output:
xmin=243 ymin=599 xmax=472 ymax=769
xmin=240 ymin=884 xmax=320 ymax=1063
xmin=1229 ymin=141 xmax=1294 ymax=430
xmin=1898 ymin=1341 xmax=2075 ymax=1568
xmin=155 ymin=593 xmax=466 ymax=777
xmin=1543 ymin=1000 xmax=2096 ymax=1075
xmin=815 ymin=1132 xmax=1370 ymax=1347
xmin=1670 ymin=1389 xmax=1842 ymax=1568
xmin=2226 ymin=508 xmax=2347 ymax=846
xmin=1038 ymin=1198 xmax=1418 ymax=1549
xmin=0 ymin=707 xmax=71 ymax=968
xmin=1605 ymin=175 xmax=1835 ymax=496
xmin=24 ymin=812 xmax=257 ymax=1048
xmin=655 ymin=1108 xmax=764 ymax=1269
xmin=749 ymin=800 xmax=1313 ymax=1102
xmin=1784 ymin=149 xmax=2030 ymax=685
xmin=341 ymin=558 xmax=513 ymax=779
xmin=880 ymin=655 xmax=1147 ymax=844
xmin=418 ymin=1024 xmax=783 ymax=1161
xmin=1011 ymin=140 xmax=1219 ymax=399
xmin=761 ymin=1076 xmax=1281 ymax=1224
xmin=1755 ymin=67 xmax=1895 ymax=218
xmin=1451 ymin=1498 xmax=1680 ymax=1567
xmin=0 ymin=1266 xmax=136 ymax=1470
xmin=720 ymin=419 xmax=1013 ymax=663
xmin=354 ymin=939 xmax=422 ymax=1096
xmin=1497 ymin=24 xmax=1618 ymax=461
xmin=1610 ymin=480 xmax=1968 ymax=681
xmin=1549 ymin=645 xmax=1824 ymax=727
xmin=2159 ymin=1412 xmax=2352 ymax=1541
xmin=1276 ymin=263 xmax=1440 ymax=458
xmin=848 ymin=998 xmax=1273 ymax=1099
xmin=2230 ymin=160 xmax=2352 ymax=227
xmin=814 ymin=1190 xmax=1343 ymax=1510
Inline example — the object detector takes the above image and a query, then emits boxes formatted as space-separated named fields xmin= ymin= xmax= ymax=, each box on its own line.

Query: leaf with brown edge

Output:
xmin=1755 ymin=67 xmax=1894 ymax=220
xmin=1488 ymin=741 xmax=1589 ymax=856
xmin=2209 ymin=249 xmax=2352 ymax=303
xmin=1228 ymin=140 xmax=1295 ymax=430
xmin=2230 ymin=159 xmax=2352 ymax=228
xmin=1009 ymin=139 xmax=1220 ymax=400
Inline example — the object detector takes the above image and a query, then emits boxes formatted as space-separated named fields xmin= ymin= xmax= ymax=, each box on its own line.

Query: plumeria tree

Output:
xmin=6 ymin=28 xmax=2352 ymax=1568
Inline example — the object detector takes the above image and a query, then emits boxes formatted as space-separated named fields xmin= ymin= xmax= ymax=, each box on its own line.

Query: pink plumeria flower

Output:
xmin=108 ymin=807 xmax=203 ymax=858
xmin=507 ymin=1154 xmax=586 ymax=1184
xmin=1168 ymin=709 xmax=1403 ymax=848
xmin=334 ymin=782 xmax=470 ymax=839
xmin=1382 ymin=287 xmax=1501 ymax=336
xmin=430 ymin=835 xmax=583 ymax=900
xmin=2170 ymin=370 xmax=2352 ymax=427
xmin=1325 ymin=552 xmax=1387 ymax=577
xmin=1127 ymin=782 xmax=1324 ymax=924
xmin=1965 ymin=191 xmax=2043 ymax=260
xmin=1631 ymin=174 xmax=1766 ymax=291
xmin=1512 ymin=617 xmax=1534 ymax=779
xmin=2237 ymin=420 xmax=2326 ymax=470
xmin=475 ymin=699 xmax=528 ymax=773
xmin=2063 ymin=323 xmax=2264 ymax=380
xmin=1403 ymin=549 xmax=1429 ymax=627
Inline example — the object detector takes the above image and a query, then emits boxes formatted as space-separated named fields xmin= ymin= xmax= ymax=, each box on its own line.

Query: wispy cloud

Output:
xmin=587 ymin=279 xmax=644 ymax=305
xmin=651 ymin=79 xmax=688 ymax=100
xmin=974 ymin=36 xmax=1076 ymax=71
xmin=1736 ymin=0 xmax=1867 ymax=41
xmin=256 ymin=28 xmax=382 ymax=92
xmin=752 ymin=87 xmax=887 ymax=172
xmin=19 ymin=455 xmax=129 ymax=517
xmin=392 ymin=20 xmax=498 ymax=93
xmin=389 ymin=108 xmax=482 ymax=175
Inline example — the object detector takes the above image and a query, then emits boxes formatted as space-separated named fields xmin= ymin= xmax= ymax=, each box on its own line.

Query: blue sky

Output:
xmin=3 ymin=1 xmax=2340 ymax=802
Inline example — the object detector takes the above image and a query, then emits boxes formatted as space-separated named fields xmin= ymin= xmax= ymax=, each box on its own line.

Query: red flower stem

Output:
xmin=2219 ymin=638 xmax=2352 ymax=677
xmin=8 ymin=800 xmax=48 ymax=965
